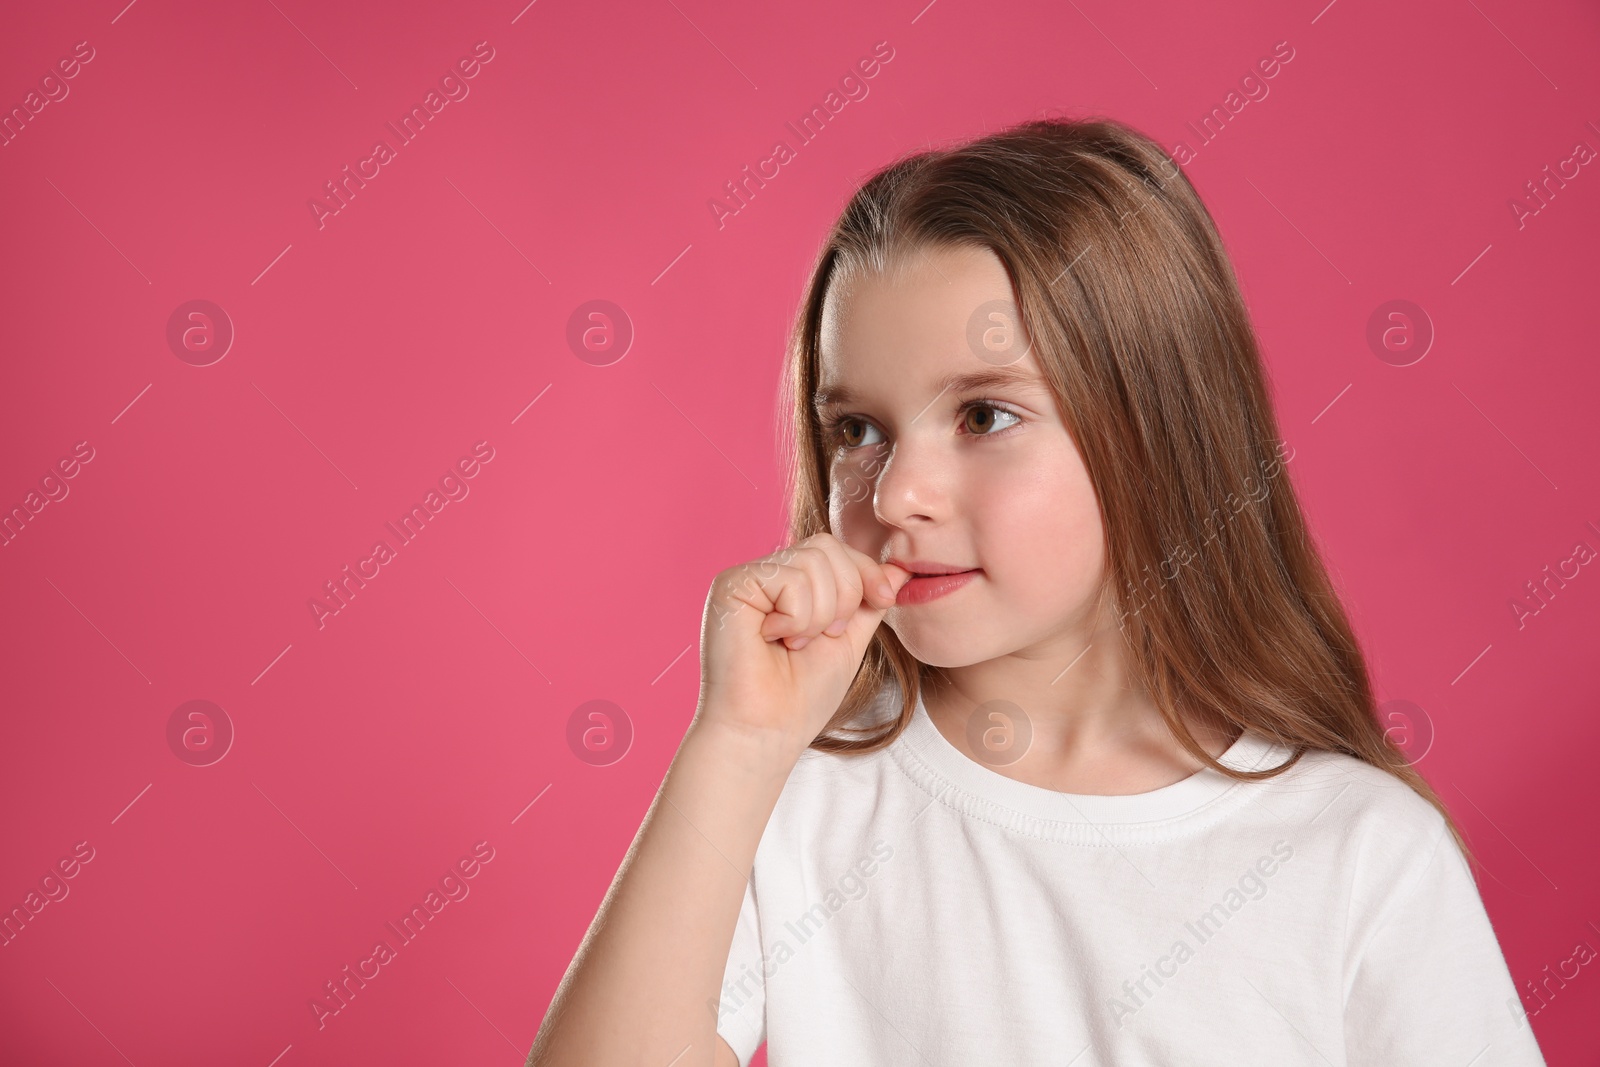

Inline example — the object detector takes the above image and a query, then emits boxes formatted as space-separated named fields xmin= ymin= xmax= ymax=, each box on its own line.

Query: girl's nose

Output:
xmin=871 ymin=440 xmax=947 ymax=528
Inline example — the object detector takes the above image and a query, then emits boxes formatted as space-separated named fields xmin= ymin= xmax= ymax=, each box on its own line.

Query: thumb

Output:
xmin=843 ymin=563 xmax=912 ymax=649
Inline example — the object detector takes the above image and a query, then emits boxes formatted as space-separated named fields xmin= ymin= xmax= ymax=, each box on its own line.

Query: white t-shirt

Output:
xmin=714 ymin=680 xmax=1548 ymax=1066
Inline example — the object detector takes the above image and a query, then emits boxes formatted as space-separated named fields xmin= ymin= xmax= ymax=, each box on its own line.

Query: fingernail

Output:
xmin=790 ymin=636 xmax=811 ymax=649
xmin=878 ymin=582 xmax=895 ymax=602
xmin=824 ymin=618 xmax=847 ymax=636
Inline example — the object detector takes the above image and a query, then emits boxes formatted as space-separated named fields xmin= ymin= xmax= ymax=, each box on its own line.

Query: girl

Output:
xmin=527 ymin=118 xmax=1548 ymax=1066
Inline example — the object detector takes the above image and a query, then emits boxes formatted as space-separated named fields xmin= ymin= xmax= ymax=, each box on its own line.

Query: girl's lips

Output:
xmin=889 ymin=559 xmax=974 ymax=576
xmin=896 ymin=569 xmax=979 ymax=605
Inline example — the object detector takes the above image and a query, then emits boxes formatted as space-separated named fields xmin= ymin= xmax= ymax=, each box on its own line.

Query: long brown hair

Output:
xmin=774 ymin=115 xmax=1469 ymax=862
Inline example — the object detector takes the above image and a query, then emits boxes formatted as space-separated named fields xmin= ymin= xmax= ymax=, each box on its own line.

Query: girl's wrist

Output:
xmin=684 ymin=711 xmax=809 ymax=781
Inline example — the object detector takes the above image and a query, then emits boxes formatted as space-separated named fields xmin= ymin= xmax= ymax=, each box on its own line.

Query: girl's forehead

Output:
xmin=818 ymin=256 xmax=1037 ymax=396
xmin=820 ymin=252 xmax=1016 ymax=366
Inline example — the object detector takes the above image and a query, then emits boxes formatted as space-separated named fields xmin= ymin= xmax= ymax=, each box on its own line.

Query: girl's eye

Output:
xmin=821 ymin=400 xmax=1021 ymax=450
xmin=825 ymin=415 xmax=889 ymax=451
xmin=834 ymin=418 xmax=885 ymax=449
xmin=961 ymin=403 xmax=1021 ymax=437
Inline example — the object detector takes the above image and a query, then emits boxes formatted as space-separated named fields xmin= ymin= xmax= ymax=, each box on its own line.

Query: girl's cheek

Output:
xmin=830 ymin=451 xmax=882 ymax=506
xmin=846 ymin=472 xmax=876 ymax=506
xmin=833 ymin=484 xmax=875 ymax=536
xmin=827 ymin=463 xmax=872 ymax=541
xmin=973 ymin=458 xmax=1100 ymax=565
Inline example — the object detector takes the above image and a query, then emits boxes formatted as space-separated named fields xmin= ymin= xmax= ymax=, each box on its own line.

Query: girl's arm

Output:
xmin=525 ymin=717 xmax=801 ymax=1067
xmin=526 ymin=533 xmax=910 ymax=1067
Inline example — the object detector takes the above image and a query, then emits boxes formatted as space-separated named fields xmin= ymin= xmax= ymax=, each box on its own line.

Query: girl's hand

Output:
xmin=695 ymin=533 xmax=912 ymax=755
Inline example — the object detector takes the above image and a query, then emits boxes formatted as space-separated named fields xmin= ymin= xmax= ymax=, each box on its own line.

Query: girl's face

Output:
xmin=818 ymin=243 xmax=1109 ymax=669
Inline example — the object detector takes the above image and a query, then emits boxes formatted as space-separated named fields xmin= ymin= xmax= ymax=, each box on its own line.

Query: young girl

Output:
xmin=527 ymin=118 xmax=1548 ymax=1066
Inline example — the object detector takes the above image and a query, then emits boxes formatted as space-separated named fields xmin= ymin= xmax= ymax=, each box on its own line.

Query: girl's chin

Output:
xmin=890 ymin=628 xmax=997 ymax=670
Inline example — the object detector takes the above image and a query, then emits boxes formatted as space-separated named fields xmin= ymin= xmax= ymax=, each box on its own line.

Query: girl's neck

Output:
xmin=918 ymin=664 xmax=1240 ymax=797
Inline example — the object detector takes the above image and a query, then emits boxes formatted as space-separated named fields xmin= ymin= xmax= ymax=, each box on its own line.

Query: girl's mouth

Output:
xmin=896 ymin=569 xmax=980 ymax=606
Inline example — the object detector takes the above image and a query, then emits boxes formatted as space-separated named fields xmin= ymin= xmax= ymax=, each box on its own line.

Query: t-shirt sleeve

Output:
xmin=1343 ymin=819 xmax=1548 ymax=1065
xmin=714 ymin=877 xmax=766 ymax=1067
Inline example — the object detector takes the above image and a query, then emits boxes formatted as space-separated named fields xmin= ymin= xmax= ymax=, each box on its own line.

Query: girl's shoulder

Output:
xmin=1268 ymin=743 xmax=1454 ymax=868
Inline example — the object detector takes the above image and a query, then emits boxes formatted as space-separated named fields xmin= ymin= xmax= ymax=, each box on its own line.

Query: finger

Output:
xmin=879 ymin=560 xmax=914 ymax=600
xmin=783 ymin=546 xmax=838 ymax=645
xmin=752 ymin=563 xmax=812 ymax=644
xmin=800 ymin=534 xmax=868 ymax=636
xmin=833 ymin=539 xmax=911 ymax=609
xmin=840 ymin=561 xmax=913 ymax=650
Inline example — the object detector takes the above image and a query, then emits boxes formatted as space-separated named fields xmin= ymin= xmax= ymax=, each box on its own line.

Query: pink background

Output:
xmin=2 ymin=0 xmax=1597 ymax=1063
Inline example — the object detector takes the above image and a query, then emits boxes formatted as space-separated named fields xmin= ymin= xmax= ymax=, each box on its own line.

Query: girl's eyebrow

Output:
xmin=813 ymin=365 xmax=1044 ymax=410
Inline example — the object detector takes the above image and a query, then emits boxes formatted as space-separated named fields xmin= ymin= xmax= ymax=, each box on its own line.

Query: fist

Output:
xmin=696 ymin=532 xmax=912 ymax=752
